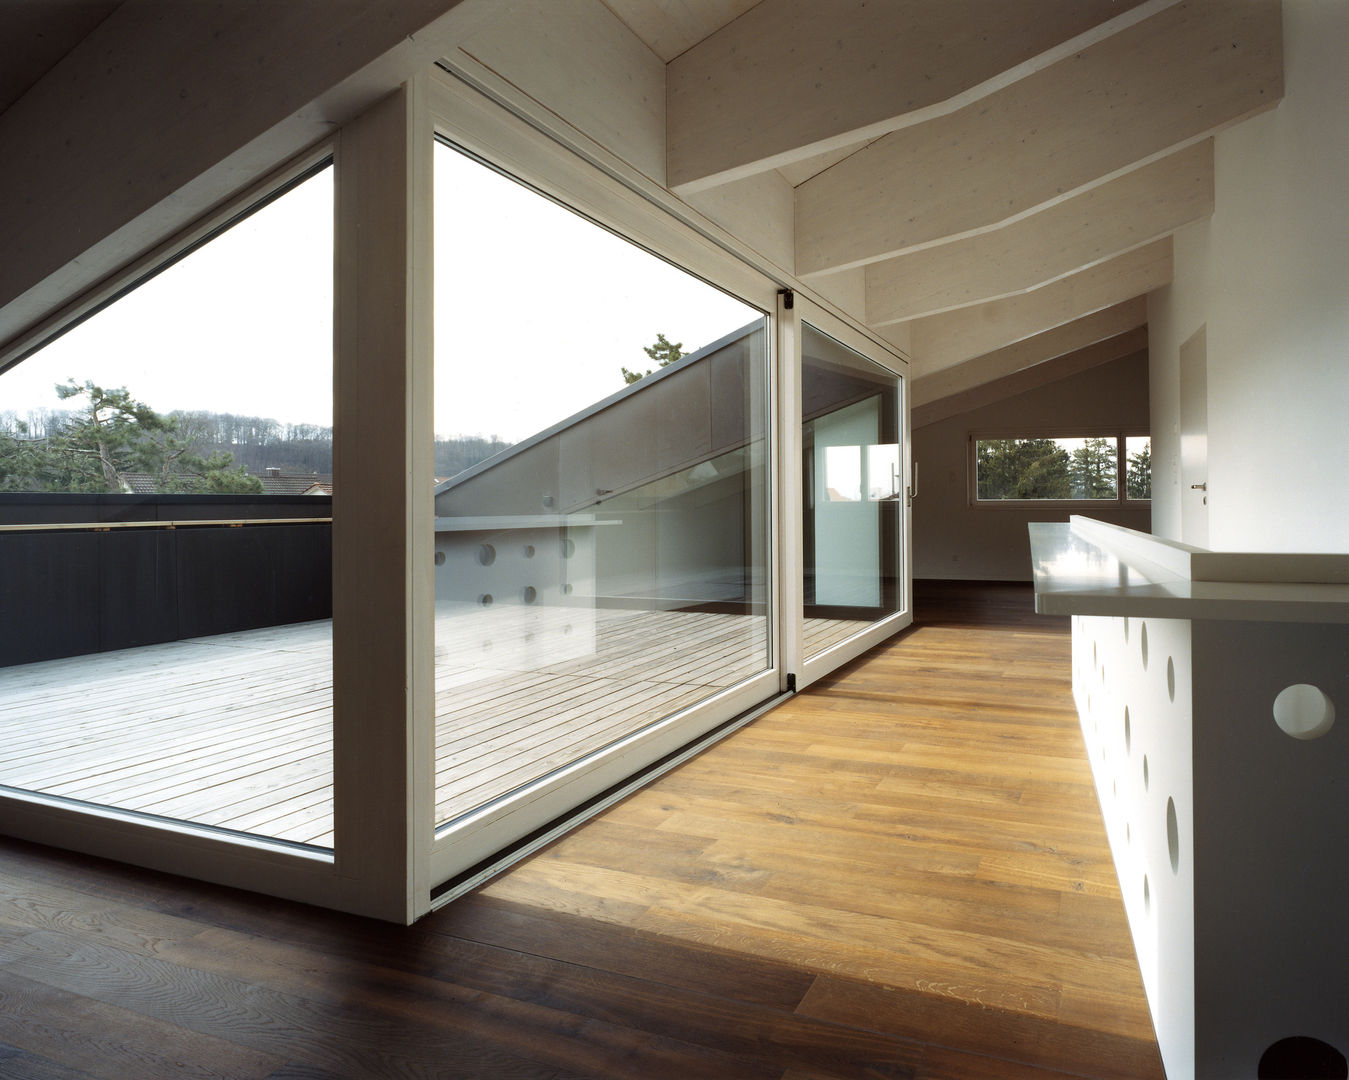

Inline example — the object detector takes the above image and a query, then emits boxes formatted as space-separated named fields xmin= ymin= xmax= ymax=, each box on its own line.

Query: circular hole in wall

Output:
xmin=562 ymin=583 xmax=574 ymax=595
xmin=560 ymin=538 xmax=576 ymax=559
xmin=1167 ymin=656 xmax=1176 ymax=703
xmin=522 ymin=544 xmax=535 ymax=558
xmin=1143 ymin=755 xmax=1150 ymax=791
xmin=434 ymin=550 xmax=446 ymax=566
xmin=521 ymin=585 xmax=537 ymax=604
xmin=1167 ymin=796 xmax=1180 ymax=874
xmin=477 ymin=544 xmax=496 ymax=567
xmin=1272 ymin=684 xmax=1336 ymax=740
xmin=1143 ymin=875 xmax=1151 ymax=916
xmin=1124 ymin=706 xmax=1132 ymax=754
xmin=478 ymin=593 xmax=493 ymax=607
xmin=1140 ymin=622 xmax=1149 ymax=670
xmin=1258 ymin=1036 xmax=1348 ymax=1080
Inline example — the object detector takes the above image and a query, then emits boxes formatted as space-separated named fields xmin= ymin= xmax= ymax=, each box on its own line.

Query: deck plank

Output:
xmin=0 ymin=605 xmax=830 ymax=844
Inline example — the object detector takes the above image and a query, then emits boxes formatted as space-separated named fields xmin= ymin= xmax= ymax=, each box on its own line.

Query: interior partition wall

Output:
xmin=0 ymin=71 xmax=911 ymax=922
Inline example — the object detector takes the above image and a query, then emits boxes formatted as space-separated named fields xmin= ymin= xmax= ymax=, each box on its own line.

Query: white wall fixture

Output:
xmin=1030 ymin=517 xmax=1349 ymax=1080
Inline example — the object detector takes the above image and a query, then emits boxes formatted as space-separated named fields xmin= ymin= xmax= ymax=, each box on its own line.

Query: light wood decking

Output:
xmin=0 ymin=606 xmax=868 ymax=846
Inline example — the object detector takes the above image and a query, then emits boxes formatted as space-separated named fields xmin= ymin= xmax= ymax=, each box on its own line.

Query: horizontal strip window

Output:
xmin=970 ymin=432 xmax=1150 ymax=507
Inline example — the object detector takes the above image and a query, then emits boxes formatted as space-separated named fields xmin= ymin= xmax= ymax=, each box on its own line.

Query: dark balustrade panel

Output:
xmin=0 ymin=495 xmax=332 ymax=667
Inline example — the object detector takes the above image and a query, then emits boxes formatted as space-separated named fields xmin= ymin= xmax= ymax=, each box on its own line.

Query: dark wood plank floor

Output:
xmin=0 ymin=581 xmax=1163 ymax=1080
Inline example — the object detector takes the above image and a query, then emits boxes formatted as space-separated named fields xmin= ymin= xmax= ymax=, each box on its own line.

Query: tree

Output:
xmin=621 ymin=332 xmax=686 ymax=385
xmin=15 ymin=381 xmax=262 ymax=494
xmin=1068 ymin=437 xmax=1118 ymax=500
xmin=976 ymin=438 xmax=1071 ymax=500
xmin=1127 ymin=441 xmax=1152 ymax=499
xmin=0 ymin=413 xmax=51 ymax=491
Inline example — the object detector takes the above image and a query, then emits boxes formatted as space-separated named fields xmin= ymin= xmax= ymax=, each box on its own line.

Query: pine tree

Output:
xmin=21 ymin=381 xmax=262 ymax=494
xmin=621 ymin=332 xmax=686 ymax=385
xmin=976 ymin=438 xmax=1072 ymax=500
xmin=1127 ymin=441 xmax=1152 ymax=499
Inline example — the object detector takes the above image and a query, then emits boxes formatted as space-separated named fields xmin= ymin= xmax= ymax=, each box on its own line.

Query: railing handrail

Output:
xmin=0 ymin=517 xmax=332 ymax=533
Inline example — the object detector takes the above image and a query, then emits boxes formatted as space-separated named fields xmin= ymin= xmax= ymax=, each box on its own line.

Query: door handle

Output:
xmin=1191 ymin=482 xmax=1207 ymax=491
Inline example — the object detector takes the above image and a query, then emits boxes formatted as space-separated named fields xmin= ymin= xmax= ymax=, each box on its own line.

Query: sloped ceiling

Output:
xmin=2 ymin=0 xmax=1283 ymax=413
xmin=610 ymin=0 xmax=1283 ymax=400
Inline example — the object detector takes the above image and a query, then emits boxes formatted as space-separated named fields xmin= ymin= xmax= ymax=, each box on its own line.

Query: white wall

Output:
xmin=1149 ymin=0 xmax=1349 ymax=551
xmin=913 ymin=351 xmax=1151 ymax=580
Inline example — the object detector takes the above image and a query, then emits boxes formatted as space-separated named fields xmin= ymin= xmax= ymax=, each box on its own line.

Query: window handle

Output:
xmin=906 ymin=461 xmax=919 ymax=506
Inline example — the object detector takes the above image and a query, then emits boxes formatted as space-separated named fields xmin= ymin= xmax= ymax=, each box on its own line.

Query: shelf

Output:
xmin=1029 ymin=517 xmax=1349 ymax=623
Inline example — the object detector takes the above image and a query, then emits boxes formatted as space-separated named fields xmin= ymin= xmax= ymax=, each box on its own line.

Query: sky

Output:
xmin=1 ymin=144 xmax=762 ymax=446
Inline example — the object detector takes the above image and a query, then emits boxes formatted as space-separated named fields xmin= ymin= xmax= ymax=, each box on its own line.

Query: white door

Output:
xmin=1179 ymin=326 xmax=1208 ymax=546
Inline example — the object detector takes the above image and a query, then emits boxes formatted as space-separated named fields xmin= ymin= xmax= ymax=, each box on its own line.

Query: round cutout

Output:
xmin=1167 ymin=797 xmax=1180 ymax=874
xmin=1140 ymin=622 xmax=1149 ymax=670
xmin=434 ymin=550 xmax=446 ymax=566
xmin=1143 ymin=755 xmax=1149 ymax=790
xmin=1258 ymin=1036 xmax=1347 ymax=1079
xmin=1273 ymin=684 xmax=1335 ymax=740
xmin=1166 ymin=656 xmax=1176 ymax=703
xmin=1124 ymin=706 xmax=1131 ymax=753
xmin=477 ymin=544 xmax=496 ymax=567
xmin=478 ymin=593 xmax=493 ymax=607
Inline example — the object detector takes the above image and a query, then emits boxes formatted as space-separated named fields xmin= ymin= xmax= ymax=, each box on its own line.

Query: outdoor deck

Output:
xmin=0 ymin=606 xmax=868 ymax=846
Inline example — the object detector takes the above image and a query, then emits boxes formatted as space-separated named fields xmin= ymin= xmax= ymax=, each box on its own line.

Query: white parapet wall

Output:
xmin=1031 ymin=518 xmax=1349 ymax=1080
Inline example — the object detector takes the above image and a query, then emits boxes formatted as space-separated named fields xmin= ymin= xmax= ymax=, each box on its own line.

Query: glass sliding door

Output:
xmin=0 ymin=161 xmax=335 ymax=850
xmin=429 ymin=139 xmax=775 ymax=880
xmin=798 ymin=319 xmax=908 ymax=677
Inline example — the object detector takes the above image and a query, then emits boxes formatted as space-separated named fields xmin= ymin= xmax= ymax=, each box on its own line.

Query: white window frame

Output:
xmin=786 ymin=296 xmax=912 ymax=691
xmin=424 ymin=67 xmax=786 ymax=895
xmin=968 ymin=428 xmax=1152 ymax=510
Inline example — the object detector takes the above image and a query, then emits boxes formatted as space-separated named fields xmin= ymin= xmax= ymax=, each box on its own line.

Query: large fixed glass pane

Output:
xmin=974 ymin=436 xmax=1121 ymax=502
xmin=801 ymin=324 xmax=902 ymax=659
xmin=0 ymin=164 xmax=335 ymax=849
xmin=432 ymin=141 xmax=771 ymax=831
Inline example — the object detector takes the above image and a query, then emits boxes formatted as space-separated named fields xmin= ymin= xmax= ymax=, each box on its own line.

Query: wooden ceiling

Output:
xmin=0 ymin=0 xmax=119 ymax=115
xmin=603 ymin=0 xmax=1283 ymax=395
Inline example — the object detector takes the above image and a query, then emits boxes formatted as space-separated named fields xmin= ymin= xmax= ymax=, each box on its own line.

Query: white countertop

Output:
xmin=1029 ymin=518 xmax=1349 ymax=623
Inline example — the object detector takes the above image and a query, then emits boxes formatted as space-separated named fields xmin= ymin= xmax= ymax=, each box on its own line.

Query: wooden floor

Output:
xmin=0 ymin=582 xmax=1163 ymax=1080
xmin=0 ymin=605 xmax=865 ymax=844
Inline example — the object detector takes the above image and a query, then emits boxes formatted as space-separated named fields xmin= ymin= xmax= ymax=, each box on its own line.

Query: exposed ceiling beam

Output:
xmin=910 ymin=300 xmax=1148 ymax=406
xmin=602 ymin=0 xmax=761 ymax=63
xmin=866 ymin=141 xmax=1213 ymax=325
xmin=667 ymin=0 xmax=1162 ymax=193
xmin=912 ymin=327 xmax=1148 ymax=428
xmin=795 ymin=0 xmax=1282 ymax=276
xmin=904 ymin=240 xmax=1171 ymax=375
